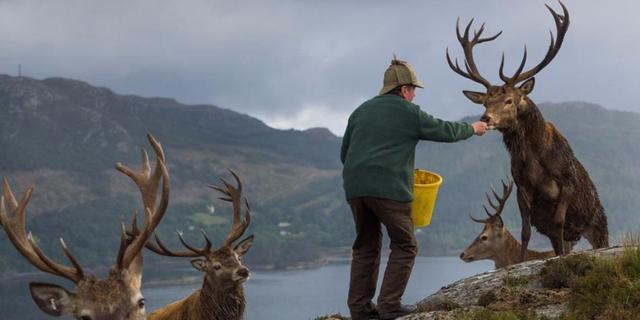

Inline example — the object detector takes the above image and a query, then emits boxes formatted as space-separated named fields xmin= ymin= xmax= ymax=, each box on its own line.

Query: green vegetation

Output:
xmin=452 ymin=309 xmax=549 ymax=320
xmin=190 ymin=212 xmax=228 ymax=226
xmin=540 ymin=254 xmax=596 ymax=289
xmin=559 ymin=246 xmax=640 ymax=319
xmin=465 ymin=246 xmax=640 ymax=319
xmin=311 ymin=315 xmax=346 ymax=320
xmin=478 ymin=291 xmax=498 ymax=307
xmin=503 ymin=274 xmax=531 ymax=288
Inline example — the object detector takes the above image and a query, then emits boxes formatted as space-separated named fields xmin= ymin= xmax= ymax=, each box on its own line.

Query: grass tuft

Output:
xmin=539 ymin=253 xmax=595 ymax=289
xmin=453 ymin=309 xmax=550 ymax=320
xmin=477 ymin=290 xmax=498 ymax=307
xmin=503 ymin=274 xmax=531 ymax=288
xmin=559 ymin=244 xmax=640 ymax=319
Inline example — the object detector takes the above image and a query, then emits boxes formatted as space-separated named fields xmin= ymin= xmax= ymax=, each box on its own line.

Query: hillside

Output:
xmin=1 ymin=74 xmax=639 ymax=274
xmin=0 ymin=74 xmax=346 ymax=272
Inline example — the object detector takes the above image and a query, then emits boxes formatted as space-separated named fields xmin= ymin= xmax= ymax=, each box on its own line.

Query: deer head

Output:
xmin=460 ymin=178 xmax=513 ymax=263
xmin=139 ymin=169 xmax=253 ymax=290
xmin=0 ymin=134 xmax=169 ymax=320
xmin=447 ymin=1 xmax=569 ymax=131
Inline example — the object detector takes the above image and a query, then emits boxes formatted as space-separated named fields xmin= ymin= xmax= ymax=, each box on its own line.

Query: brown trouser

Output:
xmin=347 ymin=197 xmax=417 ymax=320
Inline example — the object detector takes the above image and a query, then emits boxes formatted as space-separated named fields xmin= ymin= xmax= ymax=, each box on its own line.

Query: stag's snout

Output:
xmin=235 ymin=267 xmax=250 ymax=282
xmin=459 ymin=251 xmax=474 ymax=263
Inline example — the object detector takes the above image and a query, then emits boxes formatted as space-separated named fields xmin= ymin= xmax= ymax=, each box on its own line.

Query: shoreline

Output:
xmin=0 ymin=248 xmax=464 ymax=283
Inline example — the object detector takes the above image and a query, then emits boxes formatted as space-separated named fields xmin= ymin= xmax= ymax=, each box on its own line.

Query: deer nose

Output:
xmin=480 ymin=114 xmax=492 ymax=123
xmin=459 ymin=252 xmax=465 ymax=259
xmin=237 ymin=267 xmax=250 ymax=278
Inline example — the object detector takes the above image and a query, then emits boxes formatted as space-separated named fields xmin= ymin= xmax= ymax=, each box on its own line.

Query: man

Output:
xmin=341 ymin=57 xmax=487 ymax=320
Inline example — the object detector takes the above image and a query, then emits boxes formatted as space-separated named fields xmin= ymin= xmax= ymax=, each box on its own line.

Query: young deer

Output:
xmin=136 ymin=170 xmax=253 ymax=320
xmin=460 ymin=179 xmax=555 ymax=268
xmin=0 ymin=134 xmax=169 ymax=320
xmin=447 ymin=1 xmax=608 ymax=259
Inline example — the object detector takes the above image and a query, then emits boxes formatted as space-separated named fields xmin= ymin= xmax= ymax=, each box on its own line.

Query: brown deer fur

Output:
xmin=0 ymin=134 xmax=170 ymax=320
xmin=461 ymin=222 xmax=555 ymax=268
xmin=460 ymin=179 xmax=555 ymax=268
xmin=447 ymin=2 xmax=608 ymax=259
xmin=148 ymin=245 xmax=251 ymax=320
xmin=141 ymin=170 xmax=253 ymax=320
xmin=502 ymin=97 xmax=609 ymax=256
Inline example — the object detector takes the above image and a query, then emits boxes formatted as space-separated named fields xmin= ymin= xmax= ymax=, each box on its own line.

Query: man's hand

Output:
xmin=472 ymin=121 xmax=488 ymax=136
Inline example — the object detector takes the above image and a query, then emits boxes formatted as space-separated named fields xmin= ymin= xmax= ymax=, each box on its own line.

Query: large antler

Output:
xmin=446 ymin=18 xmax=503 ymax=89
xmin=0 ymin=178 xmax=86 ymax=283
xmin=209 ymin=169 xmax=251 ymax=248
xmin=137 ymin=228 xmax=211 ymax=258
xmin=139 ymin=169 xmax=250 ymax=258
xmin=500 ymin=1 xmax=569 ymax=85
xmin=471 ymin=178 xmax=514 ymax=224
xmin=116 ymin=133 xmax=170 ymax=269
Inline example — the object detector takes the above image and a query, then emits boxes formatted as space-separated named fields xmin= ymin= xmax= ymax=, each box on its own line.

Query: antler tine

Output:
xmin=469 ymin=212 xmax=489 ymax=224
xmin=500 ymin=45 xmax=528 ymax=84
xmin=59 ymin=238 xmax=85 ymax=279
xmin=222 ymin=196 xmax=252 ymax=247
xmin=446 ymin=48 xmax=476 ymax=82
xmin=484 ymin=193 xmax=499 ymax=210
xmin=176 ymin=231 xmax=209 ymax=256
xmin=448 ymin=17 xmax=501 ymax=89
xmin=476 ymin=25 xmax=503 ymax=44
xmin=0 ymin=180 xmax=85 ymax=283
xmin=502 ymin=178 xmax=514 ymax=201
xmin=482 ymin=205 xmax=494 ymax=218
xmin=148 ymin=232 xmax=203 ymax=257
xmin=494 ymin=178 xmax=514 ymax=217
xmin=117 ymin=134 xmax=171 ymax=269
xmin=209 ymin=170 xmax=251 ymax=248
xmin=507 ymin=1 xmax=569 ymax=84
xmin=2 ymin=178 xmax=18 ymax=211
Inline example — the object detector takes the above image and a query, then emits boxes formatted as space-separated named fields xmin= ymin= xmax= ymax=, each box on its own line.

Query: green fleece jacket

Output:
xmin=341 ymin=94 xmax=474 ymax=202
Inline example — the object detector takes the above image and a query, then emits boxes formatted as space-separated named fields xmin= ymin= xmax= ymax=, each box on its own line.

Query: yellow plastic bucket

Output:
xmin=411 ymin=169 xmax=443 ymax=227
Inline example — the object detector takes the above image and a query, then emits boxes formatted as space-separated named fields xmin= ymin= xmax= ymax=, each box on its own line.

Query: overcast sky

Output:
xmin=0 ymin=0 xmax=638 ymax=135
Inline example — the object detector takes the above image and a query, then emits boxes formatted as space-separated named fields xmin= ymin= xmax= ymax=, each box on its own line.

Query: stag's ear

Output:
xmin=462 ymin=90 xmax=486 ymax=105
xmin=29 ymin=282 xmax=75 ymax=316
xmin=518 ymin=77 xmax=535 ymax=95
xmin=234 ymin=235 xmax=254 ymax=257
xmin=191 ymin=258 xmax=208 ymax=272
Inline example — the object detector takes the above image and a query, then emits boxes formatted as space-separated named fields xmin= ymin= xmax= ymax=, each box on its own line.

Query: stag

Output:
xmin=0 ymin=134 xmax=169 ymax=320
xmin=447 ymin=1 xmax=608 ymax=259
xmin=460 ymin=178 xmax=555 ymax=268
xmin=135 ymin=170 xmax=253 ymax=320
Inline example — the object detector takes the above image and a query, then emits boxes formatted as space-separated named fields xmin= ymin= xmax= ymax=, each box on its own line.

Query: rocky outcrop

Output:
xmin=400 ymin=246 xmax=626 ymax=319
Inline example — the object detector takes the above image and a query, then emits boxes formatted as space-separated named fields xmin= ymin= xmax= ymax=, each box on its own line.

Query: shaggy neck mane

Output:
xmin=502 ymin=97 xmax=546 ymax=157
xmin=197 ymin=277 xmax=246 ymax=320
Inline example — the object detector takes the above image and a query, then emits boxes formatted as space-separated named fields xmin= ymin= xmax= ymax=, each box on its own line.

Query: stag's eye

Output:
xmin=480 ymin=235 xmax=488 ymax=241
xmin=505 ymin=99 xmax=513 ymax=105
xmin=137 ymin=298 xmax=146 ymax=309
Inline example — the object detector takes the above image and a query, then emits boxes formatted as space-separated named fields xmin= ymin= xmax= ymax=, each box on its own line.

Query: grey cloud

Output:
xmin=0 ymin=0 xmax=637 ymax=134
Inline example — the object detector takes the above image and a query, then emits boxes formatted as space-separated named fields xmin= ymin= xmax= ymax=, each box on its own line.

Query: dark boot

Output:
xmin=378 ymin=304 xmax=416 ymax=320
xmin=351 ymin=301 xmax=379 ymax=320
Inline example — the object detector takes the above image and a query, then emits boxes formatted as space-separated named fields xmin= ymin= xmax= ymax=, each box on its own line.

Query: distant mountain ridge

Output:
xmin=0 ymin=74 xmax=638 ymax=274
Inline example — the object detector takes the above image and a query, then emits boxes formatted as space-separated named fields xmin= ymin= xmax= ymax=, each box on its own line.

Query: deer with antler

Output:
xmin=460 ymin=178 xmax=555 ymax=268
xmin=0 ymin=134 xmax=169 ymax=319
xmin=447 ymin=1 xmax=608 ymax=259
xmin=132 ymin=170 xmax=253 ymax=320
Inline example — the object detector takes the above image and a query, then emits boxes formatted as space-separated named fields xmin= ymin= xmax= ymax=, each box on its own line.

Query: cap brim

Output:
xmin=379 ymin=84 xmax=398 ymax=95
